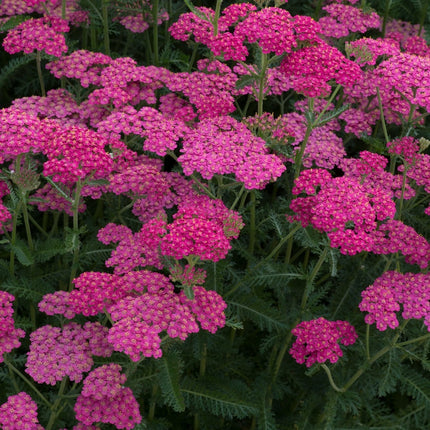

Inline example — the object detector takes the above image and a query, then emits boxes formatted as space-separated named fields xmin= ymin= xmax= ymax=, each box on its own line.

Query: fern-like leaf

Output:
xmin=227 ymin=293 xmax=289 ymax=332
xmin=0 ymin=56 xmax=35 ymax=90
xmin=156 ymin=349 xmax=185 ymax=412
xmin=400 ymin=367 xmax=430 ymax=406
xmin=181 ymin=377 xmax=258 ymax=419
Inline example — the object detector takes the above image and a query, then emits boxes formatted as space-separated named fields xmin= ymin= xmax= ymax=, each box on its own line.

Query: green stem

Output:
xmin=46 ymin=377 xmax=68 ymax=430
xmin=376 ymin=87 xmax=389 ymax=144
xmin=9 ymin=201 xmax=22 ymax=276
xmin=4 ymin=357 xmax=52 ymax=408
xmin=102 ymin=0 xmax=111 ymax=56
xmin=148 ymin=384 xmax=158 ymax=421
xmin=248 ymin=191 xmax=256 ymax=256
xmin=187 ymin=43 xmax=198 ymax=72
xmin=301 ymin=246 xmax=329 ymax=312
xmin=396 ymin=333 xmax=430 ymax=348
xmin=36 ymin=51 xmax=46 ymax=97
xmin=69 ymin=180 xmax=83 ymax=290
xmin=230 ymin=184 xmax=245 ymax=211
xmin=213 ymin=0 xmax=223 ymax=37
xmin=395 ymin=160 xmax=408 ymax=221
xmin=21 ymin=202 xmax=34 ymax=251
xmin=326 ymin=321 xmax=409 ymax=393
xmin=365 ymin=323 xmax=370 ymax=360
xmin=151 ymin=0 xmax=159 ymax=65
xmin=257 ymin=53 xmax=269 ymax=116
xmin=321 ymin=364 xmax=344 ymax=392
xmin=381 ymin=0 xmax=392 ymax=37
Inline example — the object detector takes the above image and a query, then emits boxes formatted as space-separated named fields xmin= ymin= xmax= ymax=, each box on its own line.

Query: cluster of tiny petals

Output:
xmin=68 ymin=271 xmax=134 ymax=316
xmin=374 ymin=53 xmax=430 ymax=114
xmin=107 ymin=283 xmax=197 ymax=360
xmin=46 ymin=50 xmax=113 ymax=87
xmin=359 ymin=271 xmax=430 ymax=331
xmin=75 ymin=365 xmax=141 ymax=429
xmin=166 ymin=67 xmax=236 ymax=119
xmin=2 ymin=16 xmax=69 ymax=57
xmin=289 ymin=317 xmax=358 ymax=367
xmin=81 ymin=363 xmax=126 ymax=400
xmin=340 ymin=151 xmax=414 ymax=202
xmin=234 ymin=7 xmax=296 ymax=55
xmin=290 ymin=170 xmax=396 ymax=255
xmin=159 ymin=93 xmax=196 ymax=122
xmin=168 ymin=7 xmax=214 ymax=45
xmin=29 ymin=183 xmax=86 ymax=216
xmin=281 ymin=112 xmax=344 ymax=168
xmin=40 ymin=124 xmax=115 ymax=185
xmin=178 ymin=115 xmax=285 ymax=189
xmin=0 ymin=291 xmax=25 ymax=363
xmin=280 ymin=41 xmax=362 ymax=97
xmin=99 ymin=218 xmax=166 ymax=274
xmin=25 ymin=322 xmax=113 ymax=385
xmin=347 ymin=37 xmax=400 ymax=66
xmin=0 ymin=392 xmax=43 ymax=430
xmin=180 ymin=286 xmax=227 ymax=333
xmin=319 ymin=3 xmax=381 ymax=38
xmin=38 ymin=290 xmax=76 ymax=319
xmin=160 ymin=197 xmax=243 ymax=262
xmin=12 ymin=89 xmax=82 ymax=126
xmin=0 ymin=107 xmax=43 ymax=163
xmin=370 ymin=220 xmax=430 ymax=269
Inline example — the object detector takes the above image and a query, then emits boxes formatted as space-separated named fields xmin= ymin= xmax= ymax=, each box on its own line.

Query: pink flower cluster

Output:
xmin=25 ymin=322 xmax=113 ymax=385
xmin=0 ymin=392 xmax=43 ymax=430
xmin=40 ymin=123 xmax=116 ymax=185
xmin=178 ymin=115 xmax=286 ymax=189
xmin=280 ymin=41 xmax=362 ymax=97
xmin=319 ymin=3 xmax=381 ymax=38
xmin=0 ymin=107 xmax=43 ymax=163
xmin=2 ymin=16 xmax=69 ymax=57
xmin=169 ymin=4 xmax=322 ymax=61
xmin=107 ymin=274 xmax=226 ymax=360
xmin=289 ymin=169 xmax=395 ymax=255
xmin=289 ymin=317 xmax=357 ymax=367
xmin=359 ymin=271 xmax=430 ymax=331
xmin=160 ymin=196 xmax=244 ymax=262
xmin=0 ymin=291 xmax=25 ymax=362
xmin=75 ymin=364 xmax=141 ymax=429
xmin=281 ymin=111 xmax=345 ymax=169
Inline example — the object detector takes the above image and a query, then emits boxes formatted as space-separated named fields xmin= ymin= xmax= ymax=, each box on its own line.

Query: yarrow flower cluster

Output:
xmin=25 ymin=322 xmax=113 ymax=385
xmin=2 ymin=16 xmax=69 ymax=57
xmin=0 ymin=392 xmax=43 ymax=430
xmin=0 ymin=291 xmax=25 ymax=362
xmin=178 ymin=115 xmax=286 ymax=189
xmin=290 ymin=317 xmax=358 ymax=367
xmin=106 ymin=274 xmax=226 ymax=360
xmin=74 ymin=364 xmax=142 ymax=429
xmin=289 ymin=169 xmax=395 ymax=255
xmin=280 ymin=41 xmax=362 ymax=97
xmin=359 ymin=271 xmax=430 ymax=330
xmin=319 ymin=3 xmax=381 ymax=38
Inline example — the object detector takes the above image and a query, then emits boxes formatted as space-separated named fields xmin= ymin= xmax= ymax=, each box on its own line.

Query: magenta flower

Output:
xmin=290 ymin=317 xmax=357 ymax=367
xmin=359 ymin=271 xmax=430 ymax=331
xmin=75 ymin=364 xmax=141 ymax=429
xmin=0 ymin=292 xmax=25 ymax=363
xmin=25 ymin=322 xmax=113 ymax=385
xmin=3 ymin=16 xmax=69 ymax=57
xmin=0 ymin=392 xmax=43 ymax=430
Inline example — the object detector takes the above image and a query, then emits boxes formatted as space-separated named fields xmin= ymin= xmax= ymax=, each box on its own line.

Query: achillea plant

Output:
xmin=0 ymin=0 xmax=428 ymax=429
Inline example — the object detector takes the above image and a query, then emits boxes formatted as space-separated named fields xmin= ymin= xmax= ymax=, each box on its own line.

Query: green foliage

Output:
xmin=181 ymin=377 xmax=258 ymax=420
xmin=156 ymin=349 xmax=186 ymax=412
